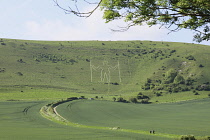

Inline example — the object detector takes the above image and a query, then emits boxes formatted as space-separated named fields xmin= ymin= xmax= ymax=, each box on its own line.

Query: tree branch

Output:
xmin=53 ymin=0 xmax=102 ymax=17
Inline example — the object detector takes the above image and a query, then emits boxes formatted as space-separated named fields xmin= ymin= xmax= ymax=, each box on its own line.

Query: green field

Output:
xmin=56 ymin=99 xmax=210 ymax=138
xmin=0 ymin=101 xmax=171 ymax=140
xmin=1 ymin=38 xmax=210 ymax=140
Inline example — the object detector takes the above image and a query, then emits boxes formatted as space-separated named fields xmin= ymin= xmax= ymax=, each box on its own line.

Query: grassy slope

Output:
xmin=0 ymin=38 xmax=210 ymax=102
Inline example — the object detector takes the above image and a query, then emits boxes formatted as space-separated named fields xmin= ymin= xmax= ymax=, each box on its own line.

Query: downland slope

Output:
xmin=0 ymin=38 xmax=210 ymax=102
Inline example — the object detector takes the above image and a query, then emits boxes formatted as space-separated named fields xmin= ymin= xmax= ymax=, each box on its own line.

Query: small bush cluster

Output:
xmin=34 ymin=53 xmax=77 ymax=64
xmin=117 ymin=97 xmax=128 ymax=103
xmin=179 ymin=135 xmax=210 ymax=140
xmin=185 ymin=55 xmax=196 ymax=61
xmin=0 ymin=68 xmax=6 ymax=73
xmin=111 ymin=82 xmax=119 ymax=85
xmin=137 ymin=92 xmax=150 ymax=99
xmin=17 ymin=72 xmax=23 ymax=76
xmin=17 ymin=59 xmax=25 ymax=63
xmin=180 ymin=135 xmax=195 ymax=140
xmin=129 ymin=97 xmax=137 ymax=103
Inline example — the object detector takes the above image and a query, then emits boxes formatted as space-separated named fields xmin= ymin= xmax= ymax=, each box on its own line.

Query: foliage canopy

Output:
xmin=54 ymin=0 xmax=210 ymax=42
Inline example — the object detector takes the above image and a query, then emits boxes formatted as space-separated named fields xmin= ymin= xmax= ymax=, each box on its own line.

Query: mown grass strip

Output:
xmin=40 ymin=100 xmax=180 ymax=139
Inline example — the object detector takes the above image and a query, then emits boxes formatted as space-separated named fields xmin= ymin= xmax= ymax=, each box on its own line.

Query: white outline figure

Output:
xmin=90 ymin=60 xmax=121 ymax=83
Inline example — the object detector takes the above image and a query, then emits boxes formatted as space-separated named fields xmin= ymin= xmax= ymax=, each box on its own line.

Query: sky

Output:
xmin=0 ymin=0 xmax=209 ymax=45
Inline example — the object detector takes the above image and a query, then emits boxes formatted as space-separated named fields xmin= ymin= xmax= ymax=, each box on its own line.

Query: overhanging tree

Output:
xmin=54 ymin=0 xmax=210 ymax=42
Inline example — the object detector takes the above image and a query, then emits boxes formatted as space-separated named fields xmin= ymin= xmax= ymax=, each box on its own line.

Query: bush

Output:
xmin=186 ymin=78 xmax=194 ymax=86
xmin=199 ymin=64 xmax=204 ymax=67
xmin=140 ymin=99 xmax=150 ymax=104
xmin=117 ymin=97 xmax=127 ymax=103
xmin=194 ymin=92 xmax=199 ymax=95
xmin=0 ymin=68 xmax=6 ymax=73
xmin=155 ymin=92 xmax=162 ymax=97
xmin=174 ymin=75 xmax=185 ymax=84
xmin=17 ymin=72 xmax=23 ymax=76
xmin=117 ymin=97 xmax=124 ymax=102
xmin=129 ymin=97 xmax=137 ymax=103
xmin=137 ymin=94 xmax=150 ymax=99
xmin=138 ymin=92 xmax=143 ymax=95
xmin=185 ymin=55 xmax=196 ymax=61
xmin=80 ymin=96 xmax=85 ymax=99
xmin=172 ymin=87 xmax=180 ymax=93
xmin=164 ymin=69 xmax=178 ymax=83
xmin=180 ymin=135 xmax=195 ymax=140
xmin=147 ymin=78 xmax=152 ymax=83
xmin=69 ymin=59 xmax=76 ymax=65
xmin=67 ymin=97 xmax=78 ymax=100
xmin=112 ymin=82 xmax=119 ymax=85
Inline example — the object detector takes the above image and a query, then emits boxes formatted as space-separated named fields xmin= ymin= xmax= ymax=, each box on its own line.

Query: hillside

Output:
xmin=0 ymin=38 xmax=210 ymax=102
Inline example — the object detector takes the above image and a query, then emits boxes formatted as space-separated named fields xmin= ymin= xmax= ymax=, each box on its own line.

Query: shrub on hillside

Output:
xmin=137 ymin=94 xmax=150 ymax=100
xmin=67 ymin=97 xmax=78 ymax=100
xmin=0 ymin=68 xmax=6 ymax=73
xmin=117 ymin=97 xmax=127 ymax=103
xmin=196 ymin=84 xmax=210 ymax=91
xmin=154 ymin=92 xmax=162 ymax=97
xmin=17 ymin=72 xmax=23 ymax=76
xmin=142 ymin=83 xmax=151 ymax=90
xmin=172 ymin=87 xmax=180 ymax=93
xmin=80 ymin=96 xmax=85 ymax=99
xmin=199 ymin=64 xmax=204 ymax=67
xmin=129 ymin=97 xmax=137 ymax=103
xmin=163 ymin=69 xmax=178 ymax=84
xmin=174 ymin=75 xmax=185 ymax=84
xmin=138 ymin=92 xmax=143 ymax=95
xmin=194 ymin=92 xmax=199 ymax=95
xmin=185 ymin=55 xmax=196 ymax=61
xmin=69 ymin=59 xmax=77 ymax=65
xmin=185 ymin=78 xmax=194 ymax=86
xmin=111 ymin=82 xmax=119 ymax=85
xmin=170 ymin=50 xmax=176 ymax=53
xmin=140 ymin=99 xmax=150 ymax=104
